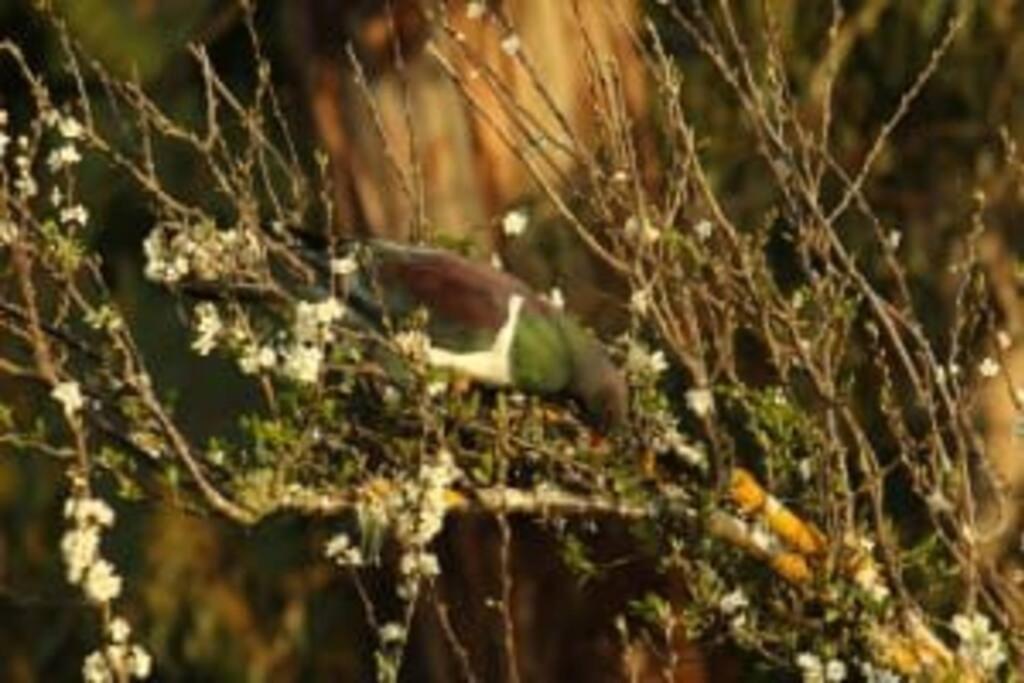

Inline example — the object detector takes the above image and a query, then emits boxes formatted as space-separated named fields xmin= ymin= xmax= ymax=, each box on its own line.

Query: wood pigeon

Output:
xmin=331 ymin=240 xmax=628 ymax=431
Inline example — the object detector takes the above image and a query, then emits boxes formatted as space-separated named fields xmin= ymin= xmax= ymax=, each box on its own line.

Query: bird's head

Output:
xmin=566 ymin=329 xmax=629 ymax=432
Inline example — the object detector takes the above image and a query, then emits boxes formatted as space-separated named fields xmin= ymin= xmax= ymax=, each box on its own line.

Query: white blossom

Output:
xmin=719 ymin=588 xmax=749 ymax=615
xmin=47 ymin=144 xmax=81 ymax=171
xmin=324 ymin=532 xmax=365 ymax=567
xmin=84 ymin=559 xmax=123 ymax=603
xmin=60 ymin=204 xmax=89 ymax=226
xmin=294 ymin=297 xmax=345 ymax=344
xmin=379 ymin=622 xmax=406 ymax=644
xmin=51 ymin=380 xmax=85 ymax=417
xmin=686 ymin=387 xmax=714 ymax=418
xmin=997 ymin=331 xmax=1012 ymax=351
xmin=82 ymin=651 xmax=113 ymax=683
xmin=61 ymin=526 xmax=100 ymax=583
xmin=693 ymin=219 xmax=713 ymax=241
xmin=886 ymin=230 xmax=902 ymax=250
xmin=65 ymin=497 xmax=116 ymax=527
xmin=58 ymin=115 xmax=84 ymax=140
xmin=142 ymin=229 xmax=190 ymax=284
xmin=625 ymin=340 xmax=668 ymax=378
xmin=400 ymin=549 xmax=441 ymax=579
xmin=394 ymin=330 xmax=431 ymax=359
xmin=951 ymin=612 xmax=1007 ymax=674
xmin=191 ymin=303 xmax=223 ymax=356
xmin=239 ymin=344 xmax=277 ymax=375
xmin=502 ymin=208 xmax=528 ymax=237
xmin=825 ymin=659 xmax=847 ymax=682
xmin=629 ymin=287 xmax=652 ymax=316
xmin=625 ymin=215 xmax=660 ymax=244
xmin=466 ymin=1 xmax=486 ymax=19
xmin=109 ymin=617 xmax=131 ymax=644
xmin=142 ymin=222 xmax=264 ymax=284
xmin=128 ymin=645 xmax=152 ymax=678
xmin=978 ymin=357 xmax=1000 ymax=379
xmin=281 ymin=343 xmax=324 ymax=384
xmin=852 ymin=561 xmax=890 ymax=604
xmin=500 ymin=33 xmax=521 ymax=56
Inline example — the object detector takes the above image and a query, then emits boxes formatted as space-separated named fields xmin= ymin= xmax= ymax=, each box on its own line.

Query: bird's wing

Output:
xmin=369 ymin=244 xmax=549 ymax=351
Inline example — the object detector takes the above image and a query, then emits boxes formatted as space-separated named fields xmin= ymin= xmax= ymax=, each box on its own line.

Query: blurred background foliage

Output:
xmin=1 ymin=0 xmax=1023 ymax=680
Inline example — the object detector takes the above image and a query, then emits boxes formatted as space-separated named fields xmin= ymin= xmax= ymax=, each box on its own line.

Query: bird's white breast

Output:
xmin=426 ymin=294 xmax=523 ymax=385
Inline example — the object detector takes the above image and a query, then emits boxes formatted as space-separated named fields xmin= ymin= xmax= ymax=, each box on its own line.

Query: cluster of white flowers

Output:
xmin=62 ymin=494 xmax=152 ymax=681
xmin=191 ymin=302 xmax=223 ymax=356
xmin=82 ymin=617 xmax=152 ymax=683
xmin=392 ymin=450 xmax=459 ymax=598
xmin=192 ymin=298 xmax=344 ymax=380
xmin=238 ymin=343 xmax=278 ymax=375
xmin=500 ymin=33 xmax=522 ymax=57
xmin=718 ymin=588 xmax=749 ymax=630
xmin=12 ymin=134 xmax=37 ymax=198
xmin=846 ymin=535 xmax=891 ymax=605
xmin=324 ymin=531 xmax=365 ymax=568
xmin=61 ymin=496 xmax=121 ymax=603
xmin=0 ymin=109 xmax=30 ymax=232
xmin=466 ymin=1 xmax=487 ymax=20
xmin=795 ymin=653 xmax=847 ymax=682
xmin=343 ymin=451 xmax=460 ymax=601
xmin=951 ymin=612 xmax=1007 ymax=675
xmin=685 ymin=387 xmax=714 ymax=418
xmin=51 ymin=380 xmax=85 ymax=418
xmin=624 ymin=214 xmax=660 ymax=244
xmin=294 ymin=298 xmax=346 ymax=343
xmin=281 ymin=337 xmax=325 ymax=384
xmin=143 ymin=221 xmax=264 ymax=285
xmin=83 ymin=305 xmax=125 ymax=335
xmin=393 ymin=329 xmax=431 ymax=361
xmin=629 ymin=287 xmax=653 ymax=316
xmin=279 ymin=297 xmax=346 ymax=384
xmin=624 ymin=339 xmax=668 ymax=380
xmin=44 ymin=110 xmax=85 ymax=172
xmin=693 ymin=219 xmax=714 ymax=241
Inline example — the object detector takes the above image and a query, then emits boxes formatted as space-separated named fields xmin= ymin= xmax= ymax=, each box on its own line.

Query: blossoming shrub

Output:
xmin=1 ymin=3 xmax=1023 ymax=682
